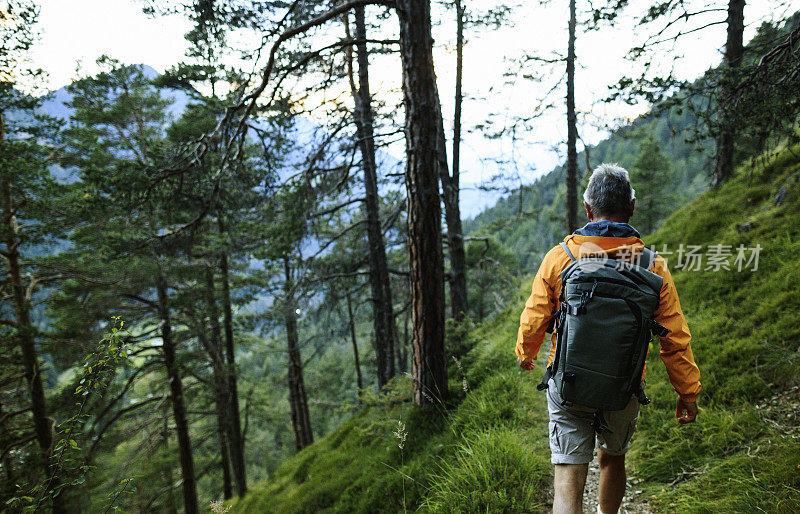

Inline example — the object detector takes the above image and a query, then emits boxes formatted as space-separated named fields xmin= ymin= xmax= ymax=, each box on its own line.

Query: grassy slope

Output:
xmin=627 ymin=144 xmax=800 ymax=512
xmin=228 ymin=145 xmax=800 ymax=513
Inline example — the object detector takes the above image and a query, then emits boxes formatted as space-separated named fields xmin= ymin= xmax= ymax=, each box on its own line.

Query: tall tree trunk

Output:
xmin=155 ymin=271 xmax=199 ymax=514
xmin=1 ymin=114 xmax=63 ymax=511
xmin=200 ymin=269 xmax=233 ymax=500
xmin=1 ymin=402 xmax=15 ymax=485
xmin=397 ymin=306 xmax=409 ymax=374
xmin=1 ymin=183 xmax=52 ymax=453
xmin=217 ymin=217 xmax=246 ymax=496
xmin=283 ymin=258 xmax=314 ymax=450
xmin=344 ymin=8 xmax=396 ymax=387
xmin=566 ymin=0 xmax=579 ymax=233
xmin=435 ymin=92 xmax=468 ymax=322
xmin=446 ymin=0 xmax=468 ymax=321
xmin=215 ymin=387 xmax=233 ymax=500
xmin=346 ymin=292 xmax=364 ymax=394
xmin=204 ymin=259 xmax=246 ymax=496
xmin=395 ymin=0 xmax=449 ymax=406
xmin=452 ymin=0 xmax=464 ymax=192
xmin=161 ymin=410 xmax=178 ymax=514
xmin=711 ymin=0 xmax=745 ymax=187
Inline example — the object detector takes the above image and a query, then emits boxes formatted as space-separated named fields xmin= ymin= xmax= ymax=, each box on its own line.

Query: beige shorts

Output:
xmin=546 ymin=379 xmax=640 ymax=465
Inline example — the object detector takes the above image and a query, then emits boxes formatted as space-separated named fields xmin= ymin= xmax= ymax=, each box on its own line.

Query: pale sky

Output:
xmin=29 ymin=0 xmax=794 ymax=216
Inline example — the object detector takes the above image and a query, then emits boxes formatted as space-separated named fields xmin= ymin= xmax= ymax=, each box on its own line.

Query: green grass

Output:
xmin=225 ymin=307 xmax=553 ymax=513
xmin=649 ymin=438 xmax=800 ymax=513
xmin=227 ymin=144 xmax=800 ymax=513
xmin=630 ymin=142 xmax=800 ymax=510
xmin=422 ymin=427 xmax=550 ymax=513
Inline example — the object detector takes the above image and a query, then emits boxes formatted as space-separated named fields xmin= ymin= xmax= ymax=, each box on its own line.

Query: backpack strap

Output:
xmin=635 ymin=386 xmax=651 ymax=406
xmin=537 ymin=307 xmax=567 ymax=391
xmin=638 ymin=247 xmax=657 ymax=270
xmin=559 ymin=242 xmax=577 ymax=262
xmin=539 ymin=242 xmax=577 ymax=391
xmin=536 ymin=368 xmax=553 ymax=391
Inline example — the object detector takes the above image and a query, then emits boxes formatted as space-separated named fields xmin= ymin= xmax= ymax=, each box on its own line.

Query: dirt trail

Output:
xmin=582 ymin=456 xmax=652 ymax=514
xmin=757 ymin=383 xmax=800 ymax=439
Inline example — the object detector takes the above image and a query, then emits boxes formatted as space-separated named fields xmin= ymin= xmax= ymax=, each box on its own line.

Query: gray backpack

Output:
xmin=537 ymin=242 xmax=669 ymax=421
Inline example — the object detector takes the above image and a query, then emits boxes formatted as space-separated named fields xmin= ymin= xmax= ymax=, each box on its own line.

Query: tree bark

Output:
xmin=1 ymin=402 xmax=15 ymax=485
xmin=345 ymin=8 xmax=397 ymax=387
xmin=155 ymin=271 xmax=199 ymax=514
xmin=395 ymin=0 xmax=449 ymax=406
xmin=1 ymin=182 xmax=52 ymax=456
xmin=217 ymin=217 xmax=246 ymax=496
xmin=215 ymin=388 xmax=233 ymax=500
xmin=283 ymin=258 xmax=314 ymax=451
xmin=711 ymin=0 xmax=746 ymax=187
xmin=397 ymin=306 xmax=409 ymax=374
xmin=346 ymin=292 xmax=364 ymax=394
xmin=161 ymin=411 xmax=178 ymax=514
xmin=566 ymin=0 xmax=579 ymax=233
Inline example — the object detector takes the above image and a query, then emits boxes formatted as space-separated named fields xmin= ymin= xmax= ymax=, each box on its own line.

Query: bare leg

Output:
xmin=597 ymin=449 xmax=626 ymax=514
xmin=553 ymin=463 xmax=589 ymax=514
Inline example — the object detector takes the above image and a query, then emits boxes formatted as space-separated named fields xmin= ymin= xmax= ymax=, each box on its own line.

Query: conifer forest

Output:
xmin=1 ymin=0 xmax=799 ymax=512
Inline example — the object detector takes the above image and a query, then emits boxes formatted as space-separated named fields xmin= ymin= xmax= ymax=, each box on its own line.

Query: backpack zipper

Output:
xmin=621 ymin=297 xmax=651 ymax=396
xmin=570 ymin=276 xmax=658 ymax=296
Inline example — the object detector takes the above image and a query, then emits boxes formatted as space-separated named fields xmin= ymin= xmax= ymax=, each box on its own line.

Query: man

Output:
xmin=516 ymin=163 xmax=701 ymax=514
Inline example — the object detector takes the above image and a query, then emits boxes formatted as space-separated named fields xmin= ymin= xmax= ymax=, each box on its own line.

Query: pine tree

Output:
xmin=342 ymin=8 xmax=397 ymax=387
xmin=58 ymin=58 xmax=201 ymax=513
xmin=395 ymin=0 xmax=449 ymax=406
xmin=255 ymin=183 xmax=316 ymax=451
xmin=630 ymin=134 xmax=673 ymax=236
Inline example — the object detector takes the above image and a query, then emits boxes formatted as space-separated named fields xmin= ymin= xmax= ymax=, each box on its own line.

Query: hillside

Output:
xmin=464 ymin=105 xmax=712 ymax=270
xmin=223 ymin=142 xmax=800 ymax=512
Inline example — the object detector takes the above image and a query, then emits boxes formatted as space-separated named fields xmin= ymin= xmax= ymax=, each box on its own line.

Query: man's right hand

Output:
xmin=676 ymin=398 xmax=698 ymax=424
xmin=517 ymin=357 xmax=536 ymax=371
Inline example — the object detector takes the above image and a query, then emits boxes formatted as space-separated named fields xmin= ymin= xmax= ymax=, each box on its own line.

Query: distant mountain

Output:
xmin=40 ymin=65 xmax=190 ymax=121
xmin=38 ymin=64 xmax=403 ymax=186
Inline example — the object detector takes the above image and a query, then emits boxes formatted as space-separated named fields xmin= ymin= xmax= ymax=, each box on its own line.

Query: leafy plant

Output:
xmin=7 ymin=318 xmax=132 ymax=512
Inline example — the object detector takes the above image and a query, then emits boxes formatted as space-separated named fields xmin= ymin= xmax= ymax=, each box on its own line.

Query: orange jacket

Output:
xmin=516 ymin=234 xmax=701 ymax=403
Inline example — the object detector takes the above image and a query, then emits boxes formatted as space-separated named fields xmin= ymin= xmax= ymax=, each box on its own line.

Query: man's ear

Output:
xmin=584 ymin=201 xmax=593 ymax=221
xmin=629 ymin=199 xmax=635 ymax=217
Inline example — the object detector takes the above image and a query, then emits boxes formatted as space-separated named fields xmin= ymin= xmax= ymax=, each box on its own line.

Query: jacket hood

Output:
xmin=573 ymin=220 xmax=641 ymax=238
xmin=563 ymin=234 xmax=646 ymax=261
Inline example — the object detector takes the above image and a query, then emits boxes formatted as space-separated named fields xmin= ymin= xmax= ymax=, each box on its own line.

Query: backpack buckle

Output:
xmin=537 ymin=366 xmax=553 ymax=391
xmin=577 ymin=291 xmax=589 ymax=314
xmin=649 ymin=319 xmax=669 ymax=338
xmin=592 ymin=411 xmax=613 ymax=434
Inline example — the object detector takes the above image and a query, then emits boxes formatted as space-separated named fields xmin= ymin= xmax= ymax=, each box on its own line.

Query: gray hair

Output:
xmin=582 ymin=163 xmax=636 ymax=218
